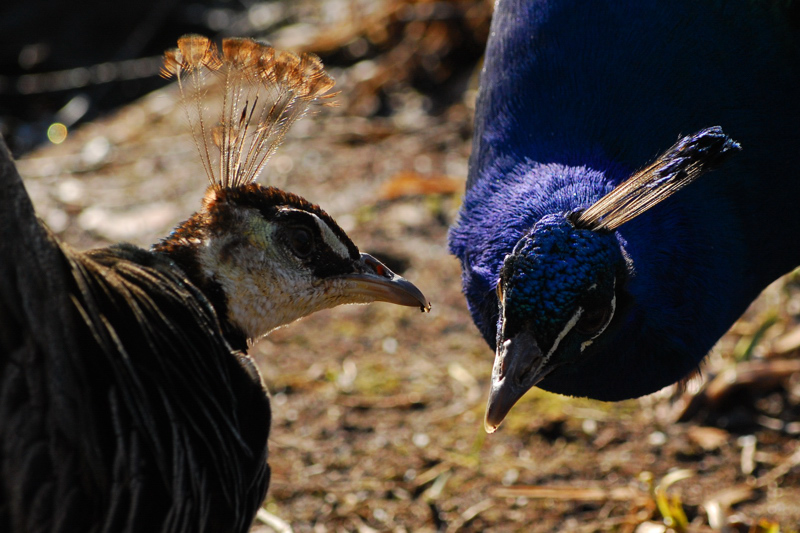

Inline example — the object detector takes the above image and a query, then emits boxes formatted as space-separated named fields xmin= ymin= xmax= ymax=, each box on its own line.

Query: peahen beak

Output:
xmin=485 ymin=330 xmax=549 ymax=433
xmin=339 ymin=253 xmax=430 ymax=312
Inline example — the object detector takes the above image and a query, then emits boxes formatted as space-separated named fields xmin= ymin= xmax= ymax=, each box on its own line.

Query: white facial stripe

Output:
xmin=593 ymin=291 xmax=616 ymax=340
xmin=311 ymin=214 xmax=351 ymax=259
xmin=543 ymin=307 xmax=583 ymax=366
xmin=278 ymin=207 xmax=351 ymax=259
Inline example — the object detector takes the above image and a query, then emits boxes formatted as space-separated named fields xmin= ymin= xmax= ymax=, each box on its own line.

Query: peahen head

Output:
xmin=484 ymin=127 xmax=741 ymax=431
xmin=157 ymin=184 xmax=429 ymax=345
xmin=154 ymin=35 xmax=429 ymax=349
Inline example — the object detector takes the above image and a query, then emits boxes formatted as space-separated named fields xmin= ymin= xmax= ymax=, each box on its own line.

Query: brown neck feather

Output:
xmin=153 ymin=212 xmax=249 ymax=352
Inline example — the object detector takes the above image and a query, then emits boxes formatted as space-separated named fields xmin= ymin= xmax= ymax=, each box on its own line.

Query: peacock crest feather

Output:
xmin=573 ymin=126 xmax=741 ymax=231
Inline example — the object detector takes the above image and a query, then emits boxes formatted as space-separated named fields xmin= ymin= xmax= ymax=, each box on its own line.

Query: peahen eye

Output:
xmin=285 ymin=227 xmax=314 ymax=258
xmin=575 ymin=304 xmax=613 ymax=336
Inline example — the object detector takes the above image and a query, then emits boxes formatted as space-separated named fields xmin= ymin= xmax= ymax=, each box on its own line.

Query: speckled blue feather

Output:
xmin=449 ymin=0 xmax=800 ymax=400
xmin=502 ymin=215 xmax=622 ymax=342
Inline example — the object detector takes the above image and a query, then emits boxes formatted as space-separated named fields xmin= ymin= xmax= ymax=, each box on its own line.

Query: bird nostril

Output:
xmin=362 ymin=254 xmax=391 ymax=278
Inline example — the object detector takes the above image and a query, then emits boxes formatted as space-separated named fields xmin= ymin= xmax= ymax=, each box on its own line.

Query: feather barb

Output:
xmin=574 ymin=126 xmax=741 ymax=231
xmin=161 ymin=34 xmax=338 ymax=189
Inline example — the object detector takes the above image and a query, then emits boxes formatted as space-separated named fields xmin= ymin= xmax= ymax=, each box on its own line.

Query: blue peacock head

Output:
xmin=499 ymin=214 xmax=623 ymax=348
xmin=485 ymin=127 xmax=741 ymax=431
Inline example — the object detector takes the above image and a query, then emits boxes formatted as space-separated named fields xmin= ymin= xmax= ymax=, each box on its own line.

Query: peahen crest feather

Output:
xmin=161 ymin=35 xmax=337 ymax=189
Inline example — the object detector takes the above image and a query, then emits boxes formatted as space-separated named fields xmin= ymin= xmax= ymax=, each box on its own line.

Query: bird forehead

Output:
xmin=504 ymin=215 xmax=617 ymax=326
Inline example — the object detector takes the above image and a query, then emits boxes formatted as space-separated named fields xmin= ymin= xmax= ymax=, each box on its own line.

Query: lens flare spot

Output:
xmin=47 ymin=123 xmax=68 ymax=144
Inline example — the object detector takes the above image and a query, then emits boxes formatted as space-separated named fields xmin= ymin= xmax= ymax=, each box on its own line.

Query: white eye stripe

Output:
xmin=500 ymin=279 xmax=617 ymax=359
xmin=278 ymin=207 xmax=351 ymax=259
xmin=543 ymin=307 xmax=583 ymax=366
xmin=592 ymin=291 xmax=615 ymax=340
xmin=580 ymin=279 xmax=617 ymax=352
xmin=310 ymin=214 xmax=351 ymax=259
xmin=549 ymin=279 xmax=618 ymax=357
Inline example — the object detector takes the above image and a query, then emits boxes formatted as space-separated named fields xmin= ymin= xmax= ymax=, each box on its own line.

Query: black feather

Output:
xmin=0 ymin=137 xmax=270 ymax=532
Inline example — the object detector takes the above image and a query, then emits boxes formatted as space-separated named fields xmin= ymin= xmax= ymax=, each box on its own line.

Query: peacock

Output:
xmin=0 ymin=36 xmax=428 ymax=532
xmin=448 ymin=0 xmax=800 ymax=431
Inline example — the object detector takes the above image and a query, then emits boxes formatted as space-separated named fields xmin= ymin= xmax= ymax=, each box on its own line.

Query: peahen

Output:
xmin=449 ymin=0 xmax=800 ymax=431
xmin=0 ymin=36 xmax=428 ymax=532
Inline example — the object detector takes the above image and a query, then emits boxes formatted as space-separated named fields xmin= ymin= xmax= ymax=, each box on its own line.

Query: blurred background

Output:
xmin=4 ymin=1 xmax=800 ymax=531
xmin=0 ymin=0 xmax=488 ymax=156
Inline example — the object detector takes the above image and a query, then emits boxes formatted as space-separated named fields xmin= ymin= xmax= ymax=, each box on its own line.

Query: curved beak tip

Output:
xmin=384 ymin=278 xmax=429 ymax=311
xmin=347 ymin=253 xmax=430 ymax=311
xmin=482 ymin=331 xmax=546 ymax=433
xmin=484 ymin=393 xmax=513 ymax=434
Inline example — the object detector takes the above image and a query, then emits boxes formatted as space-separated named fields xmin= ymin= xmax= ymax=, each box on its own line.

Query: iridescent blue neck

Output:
xmin=450 ymin=160 xmax=621 ymax=347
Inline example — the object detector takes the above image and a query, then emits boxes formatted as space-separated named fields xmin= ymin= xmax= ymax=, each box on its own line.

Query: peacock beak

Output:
xmin=485 ymin=330 xmax=549 ymax=433
xmin=338 ymin=253 xmax=430 ymax=312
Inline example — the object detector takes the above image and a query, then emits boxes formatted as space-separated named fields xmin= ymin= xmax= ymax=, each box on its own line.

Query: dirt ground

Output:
xmin=12 ymin=1 xmax=800 ymax=531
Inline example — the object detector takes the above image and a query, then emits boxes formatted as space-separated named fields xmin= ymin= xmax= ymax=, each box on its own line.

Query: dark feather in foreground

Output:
xmin=449 ymin=0 xmax=800 ymax=430
xmin=0 ymin=35 xmax=429 ymax=532
xmin=0 ymin=139 xmax=270 ymax=532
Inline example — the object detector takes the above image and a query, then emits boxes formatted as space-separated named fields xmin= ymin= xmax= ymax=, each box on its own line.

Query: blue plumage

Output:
xmin=449 ymin=0 xmax=800 ymax=430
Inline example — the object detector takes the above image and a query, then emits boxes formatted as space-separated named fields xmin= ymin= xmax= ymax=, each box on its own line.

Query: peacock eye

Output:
xmin=285 ymin=227 xmax=314 ymax=258
xmin=575 ymin=304 xmax=613 ymax=336
xmin=496 ymin=280 xmax=504 ymax=301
